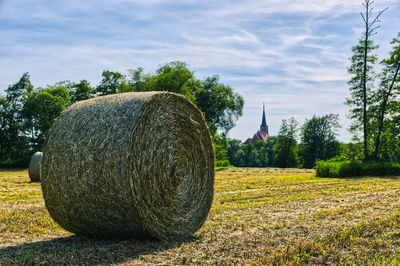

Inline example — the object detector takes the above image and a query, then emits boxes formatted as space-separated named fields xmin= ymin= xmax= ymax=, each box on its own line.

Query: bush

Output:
xmin=363 ymin=162 xmax=400 ymax=176
xmin=0 ymin=158 xmax=30 ymax=168
xmin=216 ymin=160 xmax=230 ymax=167
xmin=315 ymin=160 xmax=361 ymax=178
xmin=316 ymin=160 xmax=400 ymax=178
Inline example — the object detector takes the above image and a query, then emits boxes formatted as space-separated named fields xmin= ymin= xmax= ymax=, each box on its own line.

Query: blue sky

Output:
xmin=0 ymin=0 xmax=399 ymax=142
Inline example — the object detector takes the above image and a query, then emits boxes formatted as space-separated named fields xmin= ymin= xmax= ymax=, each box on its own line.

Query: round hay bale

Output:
xmin=29 ymin=151 xmax=43 ymax=182
xmin=41 ymin=92 xmax=215 ymax=240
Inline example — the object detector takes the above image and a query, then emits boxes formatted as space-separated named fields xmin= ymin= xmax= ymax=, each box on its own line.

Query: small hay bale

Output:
xmin=29 ymin=152 xmax=43 ymax=182
xmin=41 ymin=92 xmax=215 ymax=240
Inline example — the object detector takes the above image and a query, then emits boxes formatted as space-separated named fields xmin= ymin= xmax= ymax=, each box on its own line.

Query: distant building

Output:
xmin=244 ymin=104 xmax=269 ymax=144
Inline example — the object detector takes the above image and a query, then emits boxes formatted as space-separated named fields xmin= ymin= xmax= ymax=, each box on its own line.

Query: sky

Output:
xmin=0 ymin=0 xmax=399 ymax=142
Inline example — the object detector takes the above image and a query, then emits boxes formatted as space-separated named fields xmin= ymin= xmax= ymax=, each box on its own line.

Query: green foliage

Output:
xmin=5 ymin=72 xmax=33 ymax=112
xmin=0 ymin=96 xmax=9 ymax=158
xmin=363 ymin=161 xmax=400 ymax=176
xmin=0 ymin=157 xmax=30 ymax=168
xmin=274 ymin=117 xmax=298 ymax=168
xmin=214 ymin=133 xmax=229 ymax=161
xmin=128 ymin=61 xmax=196 ymax=100
xmin=227 ymin=139 xmax=242 ymax=162
xmin=46 ymin=85 xmax=71 ymax=103
xmin=215 ymin=160 xmax=230 ymax=167
xmin=128 ymin=62 xmax=244 ymax=135
xmin=315 ymin=160 xmax=362 ymax=178
xmin=96 ymin=70 xmax=128 ymax=96
xmin=371 ymin=33 xmax=400 ymax=161
xmin=70 ymin=80 xmax=95 ymax=104
xmin=22 ymin=86 xmax=70 ymax=150
xmin=244 ymin=142 xmax=266 ymax=167
xmin=265 ymin=136 xmax=277 ymax=165
xmin=376 ymin=116 xmax=400 ymax=162
xmin=151 ymin=61 xmax=196 ymax=100
xmin=299 ymin=114 xmax=340 ymax=168
xmin=194 ymin=76 xmax=244 ymax=136
xmin=337 ymin=142 xmax=364 ymax=161
xmin=243 ymin=141 xmax=269 ymax=167
xmin=127 ymin=67 xmax=148 ymax=92
xmin=316 ymin=160 xmax=400 ymax=178
xmin=228 ymin=139 xmax=273 ymax=167
xmin=1 ymin=75 xmax=71 ymax=165
xmin=0 ymin=73 xmax=33 ymax=163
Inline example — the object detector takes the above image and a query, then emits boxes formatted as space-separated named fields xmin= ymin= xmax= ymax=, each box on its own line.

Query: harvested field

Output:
xmin=1 ymin=167 xmax=400 ymax=265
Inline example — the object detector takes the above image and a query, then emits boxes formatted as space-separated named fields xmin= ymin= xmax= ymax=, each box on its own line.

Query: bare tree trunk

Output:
xmin=359 ymin=0 xmax=387 ymax=161
xmin=362 ymin=3 xmax=369 ymax=161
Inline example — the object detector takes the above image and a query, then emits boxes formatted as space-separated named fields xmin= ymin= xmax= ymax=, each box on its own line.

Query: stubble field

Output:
xmin=1 ymin=168 xmax=400 ymax=265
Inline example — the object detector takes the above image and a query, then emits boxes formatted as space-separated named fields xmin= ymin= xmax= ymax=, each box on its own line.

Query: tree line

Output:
xmin=217 ymin=114 xmax=343 ymax=168
xmin=0 ymin=61 xmax=244 ymax=166
xmin=0 ymin=64 xmax=347 ymax=170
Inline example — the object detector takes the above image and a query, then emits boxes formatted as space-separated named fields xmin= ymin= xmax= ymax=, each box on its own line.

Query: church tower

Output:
xmin=244 ymin=103 xmax=269 ymax=144
xmin=260 ymin=103 xmax=269 ymax=135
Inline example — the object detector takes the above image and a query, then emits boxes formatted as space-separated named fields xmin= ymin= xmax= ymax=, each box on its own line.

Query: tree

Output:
xmin=128 ymin=61 xmax=244 ymax=136
xmin=5 ymin=73 xmax=33 ymax=113
xmin=227 ymin=139 xmax=242 ymax=165
xmin=127 ymin=67 xmax=149 ymax=92
xmin=228 ymin=138 xmax=276 ymax=167
xmin=70 ymin=80 xmax=95 ymax=104
xmin=1 ymin=73 xmax=33 ymax=161
xmin=153 ymin=61 xmax=196 ymax=100
xmin=128 ymin=61 xmax=196 ymax=100
xmin=46 ymin=84 xmax=71 ymax=103
xmin=373 ymin=33 xmax=400 ymax=161
xmin=337 ymin=142 xmax=364 ymax=161
xmin=96 ymin=70 xmax=128 ymax=96
xmin=213 ymin=133 xmax=229 ymax=162
xmin=194 ymin=76 xmax=244 ymax=136
xmin=346 ymin=0 xmax=387 ymax=161
xmin=299 ymin=114 xmax=340 ymax=168
xmin=22 ymin=86 xmax=70 ymax=150
xmin=374 ymin=116 xmax=400 ymax=161
xmin=251 ymin=141 xmax=269 ymax=167
xmin=265 ymin=136 xmax=277 ymax=166
xmin=233 ymin=149 xmax=246 ymax=166
xmin=228 ymin=141 xmax=270 ymax=167
xmin=274 ymin=117 xmax=298 ymax=168
xmin=0 ymin=96 xmax=9 ymax=158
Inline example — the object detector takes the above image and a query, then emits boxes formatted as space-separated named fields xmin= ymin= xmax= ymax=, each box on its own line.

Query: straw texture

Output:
xmin=28 ymin=152 xmax=42 ymax=182
xmin=41 ymin=92 xmax=215 ymax=240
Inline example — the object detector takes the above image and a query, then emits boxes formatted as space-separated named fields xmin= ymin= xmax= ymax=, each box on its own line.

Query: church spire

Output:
xmin=243 ymin=102 xmax=269 ymax=144
xmin=260 ymin=102 xmax=267 ymax=127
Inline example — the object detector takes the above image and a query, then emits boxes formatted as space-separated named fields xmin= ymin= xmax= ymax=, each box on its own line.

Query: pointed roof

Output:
xmin=260 ymin=102 xmax=267 ymax=127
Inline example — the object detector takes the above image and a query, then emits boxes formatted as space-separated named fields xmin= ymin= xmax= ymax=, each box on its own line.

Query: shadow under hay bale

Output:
xmin=41 ymin=92 xmax=215 ymax=240
xmin=0 ymin=235 xmax=198 ymax=265
xmin=28 ymin=152 xmax=42 ymax=182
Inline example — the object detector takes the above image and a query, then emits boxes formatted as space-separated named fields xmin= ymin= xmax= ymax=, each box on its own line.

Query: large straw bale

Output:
xmin=41 ymin=92 xmax=214 ymax=240
xmin=28 ymin=151 xmax=43 ymax=182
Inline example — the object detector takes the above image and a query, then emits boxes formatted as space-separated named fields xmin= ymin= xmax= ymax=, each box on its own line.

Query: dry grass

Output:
xmin=1 ymin=167 xmax=400 ymax=265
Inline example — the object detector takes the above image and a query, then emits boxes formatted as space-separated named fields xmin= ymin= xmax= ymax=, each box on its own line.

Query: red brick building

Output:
xmin=244 ymin=104 xmax=269 ymax=144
